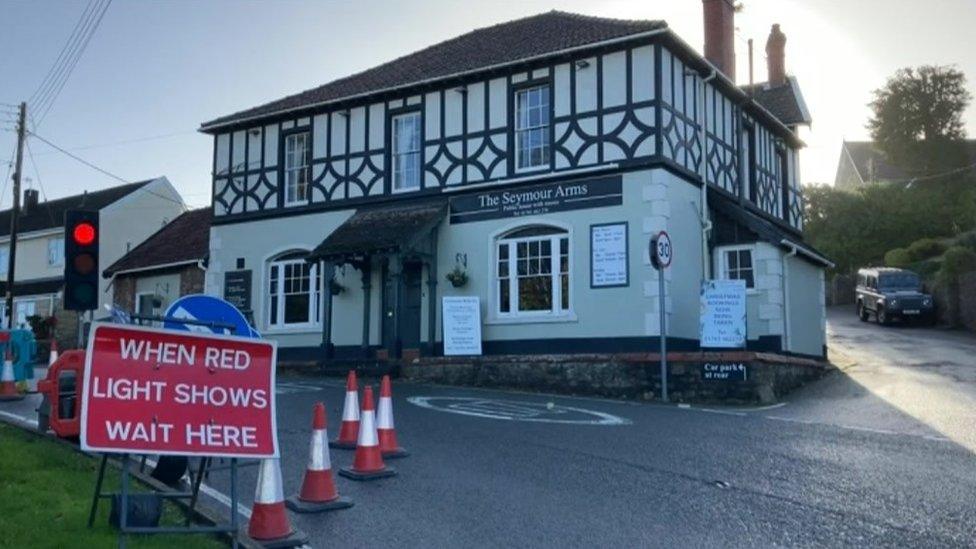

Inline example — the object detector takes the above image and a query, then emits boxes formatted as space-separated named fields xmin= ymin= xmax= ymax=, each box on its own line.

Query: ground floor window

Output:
xmin=267 ymin=253 xmax=320 ymax=328
xmin=718 ymin=246 xmax=755 ymax=289
xmin=495 ymin=225 xmax=570 ymax=317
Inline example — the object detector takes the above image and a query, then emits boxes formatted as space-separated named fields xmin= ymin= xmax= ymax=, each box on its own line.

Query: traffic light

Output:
xmin=64 ymin=210 xmax=99 ymax=311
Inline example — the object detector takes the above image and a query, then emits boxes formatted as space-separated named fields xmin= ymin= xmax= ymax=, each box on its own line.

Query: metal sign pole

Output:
xmin=659 ymin=266 xmax=668 ymax=403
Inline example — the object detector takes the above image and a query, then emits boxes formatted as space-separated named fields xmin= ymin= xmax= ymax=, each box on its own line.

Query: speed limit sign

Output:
xmin=650 ymin=231 xmax=672 ymax=270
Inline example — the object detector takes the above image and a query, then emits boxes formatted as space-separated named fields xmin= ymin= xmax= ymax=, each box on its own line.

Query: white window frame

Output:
xmin=716 ymin=245 xmax=757 ymax=291
xmin=48 ymin=237 xmax=65 ymax=267
xmin=283 ymin=132 xmax=310 ymax=207
xmin=391 ymin=111 xmax=422 ymax=192
xmin=492 ymin=224 xmax=574 ymax=322
xmin=13 ymin=299 xmax=36 ymax=329
xmin=135 ymin=291 xmax=157 ymax=315
xmin=514 ymin=85 xmax=551 ymax=173
xmin=266 ymin=256 xmax=320 ymax=331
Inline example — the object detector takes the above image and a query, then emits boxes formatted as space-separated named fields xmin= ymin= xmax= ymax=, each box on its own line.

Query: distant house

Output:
xmin=835 ymin=139 xmax=976 ymax=189
xmin=103 ymin=208 xmax=210 ymax=317
xmin=0 ymin=177 xmax=185 ymax=348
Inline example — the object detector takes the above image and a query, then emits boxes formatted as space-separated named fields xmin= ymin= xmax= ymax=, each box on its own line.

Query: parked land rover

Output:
xmin=856 ymin=267 xmax=935 ymax=325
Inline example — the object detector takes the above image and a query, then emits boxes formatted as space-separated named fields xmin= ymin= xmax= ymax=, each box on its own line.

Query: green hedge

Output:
xmin=884 ymin=247 xmax=913 ymax=268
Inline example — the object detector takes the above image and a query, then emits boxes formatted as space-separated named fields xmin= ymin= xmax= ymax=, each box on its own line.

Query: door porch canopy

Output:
xmin=306 ymin=200 xmax=447 ymax=360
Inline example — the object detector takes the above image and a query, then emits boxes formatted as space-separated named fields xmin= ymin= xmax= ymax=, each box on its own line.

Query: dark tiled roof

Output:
xmin=103 ymin=208 xmax=211 ymax=276
xmin=309 ymin=200 xmax=447 ymax=260
xmin=740 ymin=77 xmax=811 ymax=126
xmin=0 ymin=277 xmax=64 ymax=297
xmin=201 ymin=11 xmax=665 ymax=130
xmin=709 ymin=190 xmax=831 ymax=267
xmin=842 ymin=139 xmax=976 ymax=183
xmin=0 ymin=180 xmax=154 ymax=238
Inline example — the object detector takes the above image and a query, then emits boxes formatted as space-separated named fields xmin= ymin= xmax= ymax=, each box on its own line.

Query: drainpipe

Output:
xmin=698 ymin=69 xmax=718 ymax=280
xmin=781 ymin=241 xmax=798 ymax=353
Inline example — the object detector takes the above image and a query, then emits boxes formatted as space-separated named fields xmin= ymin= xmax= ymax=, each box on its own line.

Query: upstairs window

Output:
xmin=515 ymin=85 xmax=550 ymax=171
xmin=495 ymin=225 xmax=570 ymax=317
xmin=0 ymin=246 xmax=8 ymax=276
xmin=267 ymin=253 xmax=320 ymax=329
xmin=284 ymin=132 xmax=310 ymax=206
xmin=742 ymin=123 xmax=756 ymax=203
xmin=392 ymin=112 xmax=422 ymax=191
xmin=719 ymin=246 xmax=755 ymax=289
xmin=48 ymin=237 xmax=64 ymax=267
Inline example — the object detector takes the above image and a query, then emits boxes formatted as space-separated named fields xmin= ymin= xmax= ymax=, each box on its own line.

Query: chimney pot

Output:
xmin=766 ymin=23 xmax=787 ymax=86
xmin=22 ymin=189 xmax=39 ymax=215
xmin=703 ymin=0 xmax=736 ymax=81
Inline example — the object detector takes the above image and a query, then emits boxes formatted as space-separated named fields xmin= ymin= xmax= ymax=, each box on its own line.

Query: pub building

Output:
xmin=199 ymin=4 xmax=831 ymax=389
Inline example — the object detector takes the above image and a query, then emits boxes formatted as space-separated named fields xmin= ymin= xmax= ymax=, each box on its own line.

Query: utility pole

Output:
xmin=6 ymin=102 xmax=25 ymax=329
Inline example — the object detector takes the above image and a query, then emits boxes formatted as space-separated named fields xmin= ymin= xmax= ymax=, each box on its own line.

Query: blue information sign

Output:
xmin=163 ymin=294 xmax=260 ymax=338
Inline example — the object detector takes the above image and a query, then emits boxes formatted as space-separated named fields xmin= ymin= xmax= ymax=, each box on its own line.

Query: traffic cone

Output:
xmin=330 ymin=370 xmax=360 ymax=449
xmin=48 ymin=340 xmax=59 ymax=367
xmin=244 ymin=459 xmax=308 ymax=548
xmin=377 ymin=375 xmax=408 ymax=458
xmin=0 ymin=348 xmax=23 ymax=401
xmin=338 ymin=386 xmax=396 ymax=481
xmin=285 ymin=402 xmax=353 ymax=513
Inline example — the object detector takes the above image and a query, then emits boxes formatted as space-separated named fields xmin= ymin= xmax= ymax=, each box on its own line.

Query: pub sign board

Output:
xmin=223 ymin=270 xmax=252 ymax=313
xmin=80 ymin=322 xmax=278 ymax=458
xmin=449 ymin=175 xmax=623 ymax=224
xmin=702 ymin=362 xmax=748 ymax=381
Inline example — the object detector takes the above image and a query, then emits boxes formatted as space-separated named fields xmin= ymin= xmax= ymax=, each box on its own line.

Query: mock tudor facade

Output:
xmin=200 ymin=7 xmax=830 ymax=362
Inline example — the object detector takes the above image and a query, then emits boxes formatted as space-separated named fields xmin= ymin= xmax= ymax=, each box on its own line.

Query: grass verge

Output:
xmin=0 ymin=423 xmax=225 ymax=548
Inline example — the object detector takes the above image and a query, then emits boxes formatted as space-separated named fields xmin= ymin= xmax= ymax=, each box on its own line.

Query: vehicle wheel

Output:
xmin=876 ymin=307 xmax=890 ymax=326
xmin=857 ymin=302 xmax=868 ymax=322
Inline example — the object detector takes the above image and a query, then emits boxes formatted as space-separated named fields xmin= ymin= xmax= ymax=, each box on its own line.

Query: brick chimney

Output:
xmin=766 ymin=24 xmax=787 ymax=86
xmin=703 ymin=0 xmax=736 ymax=81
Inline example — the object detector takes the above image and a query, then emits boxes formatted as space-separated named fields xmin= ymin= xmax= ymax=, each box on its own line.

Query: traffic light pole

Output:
xmin=5 ymin=103 xmax=25 ymax=329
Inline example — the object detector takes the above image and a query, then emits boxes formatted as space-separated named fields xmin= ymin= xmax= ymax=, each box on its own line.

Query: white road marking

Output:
xmin=765 ymin=415 xmax=951 ymax=443
xmin=408 ymin=396 xmax=631 ymax=425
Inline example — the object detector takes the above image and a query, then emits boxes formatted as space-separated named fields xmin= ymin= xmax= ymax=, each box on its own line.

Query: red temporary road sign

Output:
xmin=80 ymin=322 xmax=278 ymax=458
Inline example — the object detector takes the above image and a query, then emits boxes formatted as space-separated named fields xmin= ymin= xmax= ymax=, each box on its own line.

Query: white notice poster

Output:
xmin=442 ymin=296 xmax=483 ymax=356
xmin=591 ymin=223 xmax=629 ymax=287
xmin=700 ymin=279 xmax=747 ymax=348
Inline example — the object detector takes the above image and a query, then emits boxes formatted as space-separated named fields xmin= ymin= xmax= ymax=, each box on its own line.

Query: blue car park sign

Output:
xmin=163 ymin=294 xmax=260 ymax=338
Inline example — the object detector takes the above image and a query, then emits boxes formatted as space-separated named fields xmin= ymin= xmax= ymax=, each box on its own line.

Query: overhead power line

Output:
xmin=27 ymin=131 xmax=187 ymax=210
xmin=30 ymin=0 xmax=113 ymax=127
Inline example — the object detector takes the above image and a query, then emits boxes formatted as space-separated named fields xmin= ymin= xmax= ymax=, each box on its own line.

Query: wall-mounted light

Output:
xmin=455 ymin=252 xmax=468 ymax=268
xmin=575 ymin=59 xmax=590 ymax=70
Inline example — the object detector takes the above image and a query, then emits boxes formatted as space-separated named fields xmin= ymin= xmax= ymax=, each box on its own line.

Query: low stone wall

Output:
xmin=401 ymin=351 xmax=832 ymax=404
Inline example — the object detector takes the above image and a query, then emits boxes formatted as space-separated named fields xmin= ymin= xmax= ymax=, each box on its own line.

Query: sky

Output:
xmin=1 ymin=0 xmax=974 ymax=209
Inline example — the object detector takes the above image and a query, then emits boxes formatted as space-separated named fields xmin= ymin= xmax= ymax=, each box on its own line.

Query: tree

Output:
xmin=867 ymin=65 xmax=972 ymax=173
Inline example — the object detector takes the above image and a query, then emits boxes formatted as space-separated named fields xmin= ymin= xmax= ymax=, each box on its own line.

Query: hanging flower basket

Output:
xmin=446 ymin=266 xmax=469 ymax=288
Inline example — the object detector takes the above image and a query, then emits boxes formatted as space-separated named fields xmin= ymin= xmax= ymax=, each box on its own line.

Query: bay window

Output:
xmin=495 ymin=226 xmax=570 ymax=317
xmin=267 ymin=253 xmax=320 ymax=328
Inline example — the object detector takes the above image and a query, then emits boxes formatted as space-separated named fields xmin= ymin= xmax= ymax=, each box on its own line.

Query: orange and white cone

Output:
xmin=245 ymin=459 xmax=308 ymax=547
xmin=330 ymin=370 xmax=360 ymax=449
xmin=377 ymin=375 xmax=408 ymax=458
xmin=0 ymin=348 xmax=23 ymax=401
xmin=48 ymin=340 xmax=59 ymax=367
xmin=286 ymin=402 xmax=353 ymax=513
xmin=338 ymin=386 xmax=397 ymax=481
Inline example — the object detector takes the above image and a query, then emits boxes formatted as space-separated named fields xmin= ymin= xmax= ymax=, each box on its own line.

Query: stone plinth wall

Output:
xmin=402 ymin=351 xmax=832 ymax=404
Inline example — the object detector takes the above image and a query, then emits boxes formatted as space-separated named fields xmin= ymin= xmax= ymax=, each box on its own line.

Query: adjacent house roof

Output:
xmin=839 ymin=139 xmax=976 ymax=185
xmin=103 ymin=208 xmax=211 ymax=277
xmin=201 ymin=11 xmax=666 ymax=130
xmin=0 ymin=179 xmax=155 ymax=238
xmin=308 ymin=200 xmax=447 ymax=261
xmin=740 ymin=76 xmax=811 ymax=126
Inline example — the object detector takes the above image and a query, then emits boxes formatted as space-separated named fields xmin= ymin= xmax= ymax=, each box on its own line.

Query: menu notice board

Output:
xmin=591 ymin=223 xmax=628 ymax=287
xmin=442 ymin=296 xmax=483 ymax=356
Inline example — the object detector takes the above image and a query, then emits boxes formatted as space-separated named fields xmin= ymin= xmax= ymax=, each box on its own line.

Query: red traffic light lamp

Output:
xmin=72 ymin=222 xmax=96 ymax=246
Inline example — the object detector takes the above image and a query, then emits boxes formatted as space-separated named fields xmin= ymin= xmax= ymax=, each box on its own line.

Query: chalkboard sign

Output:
xmin=223 ymin=270 xmax=252 ymax=313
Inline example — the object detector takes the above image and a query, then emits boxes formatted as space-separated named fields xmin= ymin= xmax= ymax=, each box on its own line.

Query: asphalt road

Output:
xmin=2 ymin=308 xmax=975 ymax=547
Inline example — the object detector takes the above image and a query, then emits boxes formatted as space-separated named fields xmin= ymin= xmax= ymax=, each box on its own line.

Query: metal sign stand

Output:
xmin=86 ymin=313 xmax=245 ymax=548
xmin=650 ymin=232 xmax=673 ymax=403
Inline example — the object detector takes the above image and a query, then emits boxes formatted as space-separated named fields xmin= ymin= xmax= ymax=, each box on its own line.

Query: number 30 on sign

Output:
xmin=650 ymin=231 xmax=672 ymax=270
